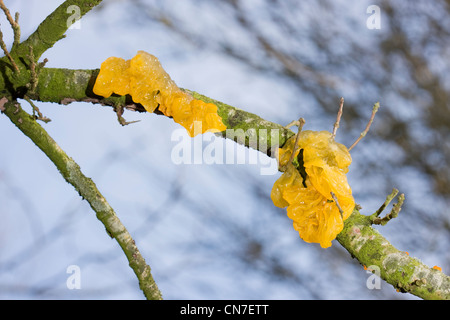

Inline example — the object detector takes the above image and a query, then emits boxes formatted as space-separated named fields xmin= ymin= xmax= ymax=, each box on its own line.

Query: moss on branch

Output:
xmin=0 ymin=0 xmax=447 ymax=296
xmin=337 ymin=210 xmax=450 ymax=300
xmin=186 ymin=89 xmax=294 ymax=155
xmin=30 ymin=67 xmax=295 ymax=155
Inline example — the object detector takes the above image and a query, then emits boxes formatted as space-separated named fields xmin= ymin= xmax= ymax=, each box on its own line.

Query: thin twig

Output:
xmin=348 ymin=102 xmax=379 ymax=151
xmin=287 ymin=117 xmax=306 ymax=166
xmin=0 ymin=0 xmax=17 ymax=28
xmin=0 ymin=0 xmax=20 ymax=71
xmin=115 ymin=105 xmax=141 ymax=126
xmin=27 ymin=46 xmax=38 ymax=91
xmin=331 ymin=97 xmax=344 ymax=139
xmin=285 ymin=119 xmax=299 ymax=129
xmin=330 ymin=192 xmax=344 ymax=219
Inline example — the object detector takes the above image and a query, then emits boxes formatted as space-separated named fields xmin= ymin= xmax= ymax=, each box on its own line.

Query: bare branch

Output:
xmin=348 ymin=102 xmax=379 ymax=151
xmin=331 ymin=97 xmax=344 ymax=139
xmin=0 ymin=0 xmax=20 ymax=47
xmin=372 ymin=188 xmax=399 ymax=218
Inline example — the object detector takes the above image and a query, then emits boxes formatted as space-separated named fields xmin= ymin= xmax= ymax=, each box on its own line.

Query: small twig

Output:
xmin=373 ymin=188 xmax=399 ymax=218
xmin=27 ymin=46 xmax=38 ymax=91
xmin=25 ymin=46 xmax=48 ymax=93
xmin=348 ymin=102 xmax=379 ymax=151
xmin=288 ymin=118 xmax=306 ymax=163
xmin=330 ymin=192 xmax=344 ymax=219
xmin=0 ymin=26 xmax=19 ymax=72
xmin=0 ymin=1 xmax=14 ymax=24
xmin=24 ymin=96 xmax=51 ymax=123
xmin=371 ymin=189 xmax=405 ymax=226
xmin=372 ymin=194 xmax=405 ymax=226
xmin=331 ymin=97 xmax=344 ymax=139
xmin=0 ymin=0 xmax=20 ymax=48
xmin=24 ymin=46 xmax=50 ymax=123
xmin=115 ymin=105 xmax=140 ymax=126
xmin=285 ymin=119 xmax=300 ymax=129
xmin=0 ymin=0 xmax=21 ymax=72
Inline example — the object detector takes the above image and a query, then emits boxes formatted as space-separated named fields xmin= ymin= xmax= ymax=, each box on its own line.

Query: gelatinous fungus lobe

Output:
xmin=271 ymin=130 xmax=355 ymax=248
xmin=93 ymin=51 xmax=226 ymax=137
xmin=93 ymin=57 xmax=130 ymax=97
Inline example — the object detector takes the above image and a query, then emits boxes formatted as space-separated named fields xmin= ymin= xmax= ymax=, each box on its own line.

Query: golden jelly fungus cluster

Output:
xmin=271 ymin=130 xmax=355 ymax=248
xmin=93 ymin=51 xmax=226 ymax=137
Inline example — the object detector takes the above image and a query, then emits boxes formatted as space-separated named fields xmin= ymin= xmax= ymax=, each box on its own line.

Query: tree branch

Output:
xmin=337 ymin=210 xmax=450 ymax=300
xmin=12 ymin=0 xmax=102 ymax=61
xmin=3 ymin=56 xmax=448 ymax=299
xmin=28 ymin=67 xmax=295 ymax=155
xmin=5 ymin=65 xmax=450 ymax=299
xmin=0 ymin=96 xmax=163 ymax=300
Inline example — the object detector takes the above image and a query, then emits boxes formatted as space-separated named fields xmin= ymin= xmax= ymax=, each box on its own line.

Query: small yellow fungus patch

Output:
xmin=271 ymin=130 xmax=355 ymax=248
xmin=93 ymin=51 xmax=226 ymax=137
xmin=433 ymin=266 xmax=442 ymax=271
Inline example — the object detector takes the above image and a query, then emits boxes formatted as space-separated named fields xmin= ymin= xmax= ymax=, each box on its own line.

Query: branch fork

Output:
xmin=370 ymin=188 xmax=405 ymax=225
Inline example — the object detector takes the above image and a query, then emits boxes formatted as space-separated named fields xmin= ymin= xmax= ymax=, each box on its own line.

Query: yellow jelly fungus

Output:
xmin=93 ymin=51 xmax=226 ymax=137
xmin=271 ymin=130 xmax=355 ymax=248
xmin=433 ymin=266 xmax=442 ymax=271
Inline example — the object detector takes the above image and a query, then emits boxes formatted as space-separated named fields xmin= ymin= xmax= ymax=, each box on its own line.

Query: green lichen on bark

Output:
xmin=1 ymin=0 xmax=449 ymax=299
xmin=12 ymin=0 xmax=103 ymax=61
xmin=186 ymin=89 xmax=294 ymax=156
xmin=0 ymin=0 xmax=164 ymax=300
xmin=337 ymin=210 xmax=450 ymax=300
xmin=29 ymin=68 xmax=295 ymax=156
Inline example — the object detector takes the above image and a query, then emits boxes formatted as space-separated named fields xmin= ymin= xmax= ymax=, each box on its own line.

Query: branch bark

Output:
xmin=337 ymin=210 xmax=450 ymax=300
xmin=29 ymin=67 xmax=295 ymax=155
xmin=1 ymin=0 xmax=164 ymax=300
xmin=12 ymin=0 xmax=103 ymax=61
xmin=1 ymin=0 xmax=449 ymax=300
